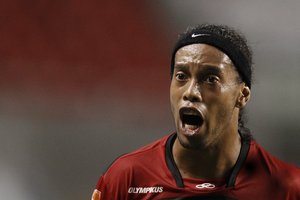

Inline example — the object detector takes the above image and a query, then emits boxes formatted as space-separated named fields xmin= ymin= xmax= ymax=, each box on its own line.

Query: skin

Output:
xmin=170 ymin=44 xmax=250 ymax=180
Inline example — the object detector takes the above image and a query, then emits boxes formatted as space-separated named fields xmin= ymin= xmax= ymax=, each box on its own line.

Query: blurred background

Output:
xmin=0 ymin=0 xmax=299 ymax=199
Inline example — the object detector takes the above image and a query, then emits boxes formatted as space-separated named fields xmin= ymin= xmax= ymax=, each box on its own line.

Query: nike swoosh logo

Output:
xmin=191 ymin=33 xmax=210 ymax=38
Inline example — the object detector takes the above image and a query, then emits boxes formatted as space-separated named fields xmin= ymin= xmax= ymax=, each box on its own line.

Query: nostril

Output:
xmin=191 ymin=96 xmax=201 ymax=102
xmin=183 ymin=95 xmax=188 ymax=101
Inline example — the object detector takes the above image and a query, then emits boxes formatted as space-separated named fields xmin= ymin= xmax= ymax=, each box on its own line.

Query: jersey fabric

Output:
xmin=92 ymin=133 xmax=300 ymax=200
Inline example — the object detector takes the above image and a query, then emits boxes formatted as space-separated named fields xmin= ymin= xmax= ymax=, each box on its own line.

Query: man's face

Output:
xmin=170 ymin=44 xmax=244 ymax=150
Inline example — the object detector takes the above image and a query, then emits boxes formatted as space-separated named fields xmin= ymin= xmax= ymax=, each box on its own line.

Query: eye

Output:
xmin=204 ymin=75 xmax=219 ymax=84
xmin=175 ymin=72 xmax=188 ymax=81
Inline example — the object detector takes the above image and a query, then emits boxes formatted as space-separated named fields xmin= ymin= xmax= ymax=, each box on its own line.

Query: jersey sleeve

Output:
xmin=285 ymin=166 xmax=300 ymax=200
xmin=91 ymin=157 xmax=134 ymax=200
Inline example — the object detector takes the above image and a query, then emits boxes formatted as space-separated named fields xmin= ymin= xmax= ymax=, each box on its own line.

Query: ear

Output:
xmin=236 ymin=84 xmax=251 ymax=108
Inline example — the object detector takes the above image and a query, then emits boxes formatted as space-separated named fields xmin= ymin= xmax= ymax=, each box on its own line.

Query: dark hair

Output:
xmin=171 ymin=24 xmax=253 ymax=136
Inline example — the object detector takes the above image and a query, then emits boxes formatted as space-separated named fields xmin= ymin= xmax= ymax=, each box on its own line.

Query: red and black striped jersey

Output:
xmin=92 ymin=133 xmax=300 ymax=200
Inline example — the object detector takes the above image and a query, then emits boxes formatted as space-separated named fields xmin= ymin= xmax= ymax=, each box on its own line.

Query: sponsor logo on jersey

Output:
xmin=195 ymin=183 xmax=216 ymax=189
xmin=128 ymin=186 xmax=163 ymax=194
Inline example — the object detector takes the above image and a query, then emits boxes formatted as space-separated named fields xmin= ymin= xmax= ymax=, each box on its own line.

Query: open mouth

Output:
xmin=179 ymin=107 xmax=204 ymax=129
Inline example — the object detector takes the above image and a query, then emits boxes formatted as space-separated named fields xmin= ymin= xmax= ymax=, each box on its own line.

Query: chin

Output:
xmin=177 ymin=132 xmax=208 ymax=150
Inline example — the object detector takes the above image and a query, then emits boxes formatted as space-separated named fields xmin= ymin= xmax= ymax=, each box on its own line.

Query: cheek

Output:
xmin=204 ymin=91 xmax=237 ymax=117
xmin=169 ymin=86 xmax=177 ymax=114
xmin=170 ymin=84 xmax=184 ymax=116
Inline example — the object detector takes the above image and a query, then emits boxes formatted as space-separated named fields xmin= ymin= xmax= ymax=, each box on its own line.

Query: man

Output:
xmin=91 ymin=24 xmax=300 ymax=199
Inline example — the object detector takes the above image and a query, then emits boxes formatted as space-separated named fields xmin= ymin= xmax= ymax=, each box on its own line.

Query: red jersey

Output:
xmin=92 ymin=133 xmax=300 ymax=200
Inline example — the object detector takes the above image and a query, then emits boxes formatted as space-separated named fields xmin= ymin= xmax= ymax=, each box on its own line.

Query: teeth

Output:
xmin=184 ymin=113 xmax=198 ymax=116
xmin=185 ymin=124 xmax=199 ymax=130
xmin=183 ymin=111 xmax=199 ymax=116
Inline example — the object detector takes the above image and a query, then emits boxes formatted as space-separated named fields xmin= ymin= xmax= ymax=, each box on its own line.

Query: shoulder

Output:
xmin=102 ymin=134 xmax=171 ymax=179
xmin=249 ymin=140 xmax=300 ymax=193
xmin=249 ymin=140 xmax=299 ymax=172
xmin=95 ymin=134 xmax=172 ymax=199
xmin=111 ymin=134 xmax=170 ymax=165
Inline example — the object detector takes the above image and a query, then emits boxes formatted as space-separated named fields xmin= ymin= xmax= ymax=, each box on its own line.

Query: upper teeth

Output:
xmin=184 ymin=111 xmax=199 ymax=116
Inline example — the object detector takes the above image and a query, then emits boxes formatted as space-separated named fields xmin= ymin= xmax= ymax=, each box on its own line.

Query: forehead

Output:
xmin=174 ymin=43 xmax=233 ymax=67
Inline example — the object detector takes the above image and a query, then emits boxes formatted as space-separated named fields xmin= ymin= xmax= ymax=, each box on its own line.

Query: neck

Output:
xmin=172 ymin=129 xmax=241 ymax=180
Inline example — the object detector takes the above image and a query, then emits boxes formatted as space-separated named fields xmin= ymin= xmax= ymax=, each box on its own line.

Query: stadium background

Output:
xmin=0 ymin=1 xmax=299 ymax=199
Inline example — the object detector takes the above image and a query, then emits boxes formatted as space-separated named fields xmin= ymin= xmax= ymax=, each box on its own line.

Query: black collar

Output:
xmin=165 ymin=131 xmax=251 ymax=188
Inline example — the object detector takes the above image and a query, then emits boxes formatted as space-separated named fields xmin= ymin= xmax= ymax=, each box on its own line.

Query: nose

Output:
xmin=183 ymin=80 xmax=202 ymax=102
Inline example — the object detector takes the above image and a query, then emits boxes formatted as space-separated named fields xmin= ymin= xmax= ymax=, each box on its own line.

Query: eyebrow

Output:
xmin=174 ymin=64 xmax=188 ymax=71
xmin=200 ymin=65 xmax=223 ymax=75
xmin=174 ymin=64 xmax=223 ymax=75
